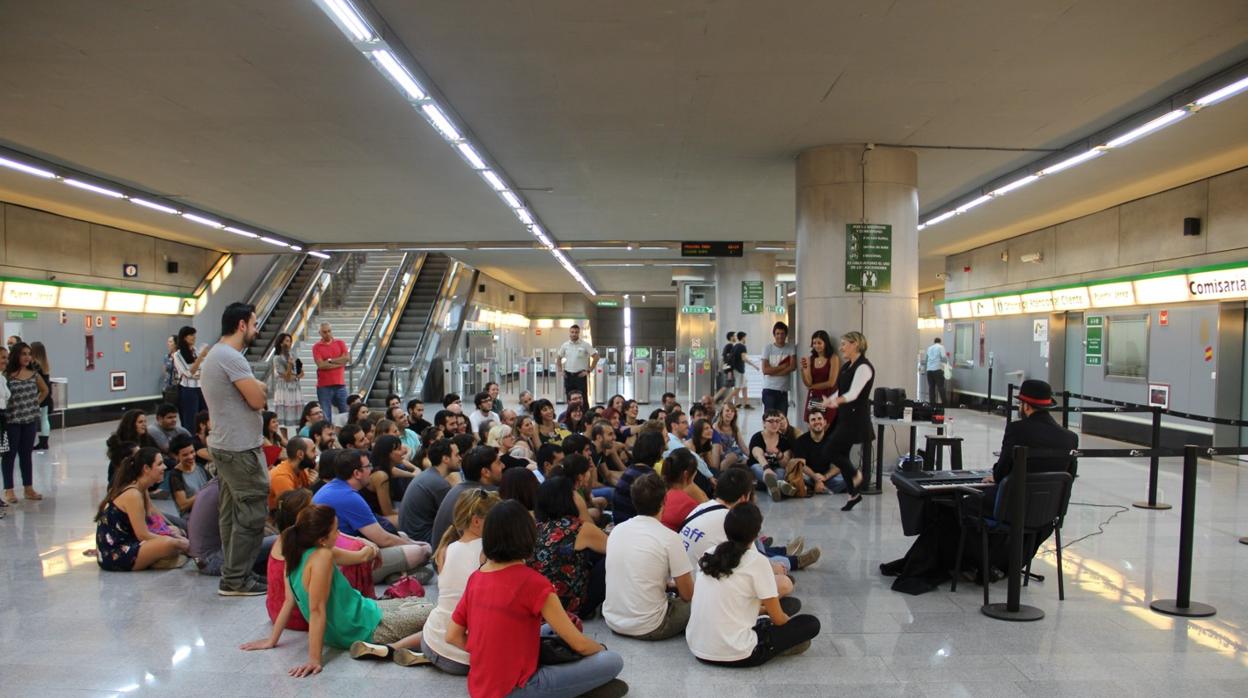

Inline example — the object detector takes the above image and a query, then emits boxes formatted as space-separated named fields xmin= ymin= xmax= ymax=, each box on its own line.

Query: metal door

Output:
xmin=1064 ymin=312 xmax=1084 ymax=427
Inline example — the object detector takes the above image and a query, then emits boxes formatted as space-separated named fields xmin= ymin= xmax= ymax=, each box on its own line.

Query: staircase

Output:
xmin=246 ymin=256 xmax=320 ymax=366
xmin=367 ymin=254 xmax=451 ymax=408
xmin=294 ymin=252 xmax=408 ymax=400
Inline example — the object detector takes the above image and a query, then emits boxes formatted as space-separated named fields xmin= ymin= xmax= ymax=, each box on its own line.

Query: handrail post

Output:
xmin=982 ymin=445 xmax=1044 ymax=621
xmin=1134 ymin=406 xmax=1172 ymax=510
xmin=1060 ymin=390 xmax=1069 ymax=430
xmin=1150 ymin=445 xmax=1216 ymax=617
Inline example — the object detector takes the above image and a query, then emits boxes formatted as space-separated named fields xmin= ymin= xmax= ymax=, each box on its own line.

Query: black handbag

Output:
xmin=538 ymin=636 xmax=583 ymax=665
xmin=162 ymin=385 xmax=180 ymax=407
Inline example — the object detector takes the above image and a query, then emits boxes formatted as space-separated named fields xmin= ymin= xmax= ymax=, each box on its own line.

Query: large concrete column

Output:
xmin=796 ymin=145 xmax=918 ymax=406
xmin=715 ymin=253 xmax=779 ymax=360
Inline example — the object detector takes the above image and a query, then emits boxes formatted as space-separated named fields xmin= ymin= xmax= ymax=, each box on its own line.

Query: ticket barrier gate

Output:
xmin=521 ymin=357 xmax=538 ymax=397
xmin=633 ymin=347 xmax=652 ymax=404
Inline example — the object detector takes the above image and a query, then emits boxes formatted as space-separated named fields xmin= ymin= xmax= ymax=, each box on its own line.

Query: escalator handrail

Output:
xmin=259 ymin=253 xmax=355 ymax=366
xmin=248 ymin=253 xmax=310 ymax=333
xmin=395 ymin=259 xmax=477 ymax=400
xmin=351 ymin=253 xmax=426 ymax=398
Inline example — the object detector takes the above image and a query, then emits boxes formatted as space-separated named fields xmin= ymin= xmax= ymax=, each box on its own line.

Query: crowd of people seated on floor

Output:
xmin=92 ymin=310 xmax=959 ymax=695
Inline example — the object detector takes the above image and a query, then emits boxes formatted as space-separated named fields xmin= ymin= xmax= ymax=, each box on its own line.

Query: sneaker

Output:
xmin=392 ymin=648 xmax=432 ymax=667
xmin=786 ymin=537 xmax=805 ymax=556
xmin=781 ymin=640 xmax=812 ymax=656
xmin=218 ymin=578 xmax=267 ymax=596
xmin=795 ymin=547 xmax=821 ymax=570
xmin=350 ymin=641 xmax=394 ymax=661
xmin=580 ymin=679 xmax=629 ymax=698
xmin=763 ymin=471 xmax=782 ymax=502
xmin=778 ymin=481 xmax=796 ymax=497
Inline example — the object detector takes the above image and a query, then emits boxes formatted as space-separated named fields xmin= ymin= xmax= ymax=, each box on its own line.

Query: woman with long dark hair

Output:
xmin=3 ymin=342 xmax=49 ymax=502
xmin=800 ymin=330 xmax=839 ymax=426
xmin=530 ymin=475 xmax=608 ymax=617
xmin=173 ymin=325 xmax=207 ymax=431
xmin=269 ymin=332 xmax=304 ymax=432
xmin=820 ymin=331 xmax=872 ymax=511
xmin=366 ymin=434 xmax=409 ymax=522
xmin=561 ymin=402 xmax=588 ymax=436
xmin=94 ymin=446 xmax=189 ymax=571
xmin=532 ymin=398 xmax=570 ymax=446
xmin=29 ymin=341 xmax=52 ymax=452
xmin=659 ymin=448 xmax=706 ymax=531
xmin=687 ymin=503 xmax=820 ymax=666
xmin=242 ymin=503 xmax=435 ymax=675
xmin=297 ymin=401 xmax=324 ymax=438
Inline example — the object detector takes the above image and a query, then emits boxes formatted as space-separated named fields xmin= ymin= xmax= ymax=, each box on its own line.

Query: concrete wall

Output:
xmin=1 ymin=202 xmax=219 ymax=294
xmin=946 ymin=166 xmax=1248 ymax=297
xmin=193 ymin=253 xmax=277 ymax=334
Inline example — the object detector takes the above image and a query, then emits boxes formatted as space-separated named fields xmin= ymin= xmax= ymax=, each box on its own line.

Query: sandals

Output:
xmin=2 ymin=491 xmax=16 ymax=504
xmin=24 ymin=489 xmax=43 ymax=501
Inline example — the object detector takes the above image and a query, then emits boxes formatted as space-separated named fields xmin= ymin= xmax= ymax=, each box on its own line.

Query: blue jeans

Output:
xmin=316 ymin=385 xmax=348 ymax=422
xmin=507 ymin=649 xmax=624 ymax=698
xmin=750 ymin=463 xmax=780 ymax=487
xmin=178 ymin=385 xmax=206 ymax=432
xmin=761 ymin=389 xmax=788 ymax=415
xmin=591 ymin=486 xmax=614 ymax=501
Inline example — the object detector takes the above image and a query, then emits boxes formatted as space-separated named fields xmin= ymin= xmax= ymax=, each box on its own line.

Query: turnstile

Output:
xmin=633 ymin=347 xmax=652 ymax=404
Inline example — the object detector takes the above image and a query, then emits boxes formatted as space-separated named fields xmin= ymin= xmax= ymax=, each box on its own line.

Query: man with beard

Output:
xmin=199 ymin=302 xmax=268 ymax=596
xmin=268 ymin=437 xmax=319 ymax=512
xmin=788 ymin=411 xmax=846 ymax=496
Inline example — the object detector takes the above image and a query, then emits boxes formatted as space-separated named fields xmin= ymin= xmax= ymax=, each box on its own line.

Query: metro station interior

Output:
xmin=2 ymin=2 xmax=1248 ymax=696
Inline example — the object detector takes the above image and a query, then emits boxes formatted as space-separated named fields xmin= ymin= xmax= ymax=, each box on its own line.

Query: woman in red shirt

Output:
xmin=659 ymin=448 xmax=703 ymax=531
xmin=447 ymin=500 xmax=625 ymax=698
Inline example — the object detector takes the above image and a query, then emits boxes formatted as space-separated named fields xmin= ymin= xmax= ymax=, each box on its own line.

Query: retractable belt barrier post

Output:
xmin=1134 ymin=406 xmax=1171 ymax=510
xmin=1005 ymin=383 xmax=1015 ymax=426
xmin=1150 ymin=445 xmax=1217 ymax=618
xmin=983 ymin=445 xmax=1045 ymax=622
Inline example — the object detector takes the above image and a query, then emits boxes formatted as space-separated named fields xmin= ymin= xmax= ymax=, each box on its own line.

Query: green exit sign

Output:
xmin=681 ymin=305 xmax=713 ymax=314
xmin=596 ymin=300 xmax=620 ymax=307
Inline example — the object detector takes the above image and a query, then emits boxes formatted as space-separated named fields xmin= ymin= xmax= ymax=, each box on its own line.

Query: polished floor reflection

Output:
xmin=3 ymin=407 xmax=1248 ymax=697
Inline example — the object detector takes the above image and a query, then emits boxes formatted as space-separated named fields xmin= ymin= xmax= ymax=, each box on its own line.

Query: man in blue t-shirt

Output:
xmin=312 ymin=449 xmax=432 ymax=580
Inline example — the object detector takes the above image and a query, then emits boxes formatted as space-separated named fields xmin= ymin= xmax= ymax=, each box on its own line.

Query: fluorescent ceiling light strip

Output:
xmin=259 ymin=236 xmax=288 ymax=247
xmin=130 ymin=197 xmax=180 ymax=214
xmin=1037 ymin=149 xmax=1103 ymax=177
xmin=64 ymin=178 xmax=124 ymax=198
xmin=182 ymin=213 xmax=224 ymax=229
xmin=916 ymin=223 xmax=928 ymax=231
xmin=481 ymin=170 xmax=506 ymax=191
xmin=371 ymin=50 xmax=426 ymax=100
xmin=325 ymin=0 xmax=374 ymax=42
xmin=989 ymin=174 xmax=1039 ymax=197
xmin=1104 ymin=109 xmax=1187 ymax=148
xmin=1194 ymin=75 xmax=1248 ymax=108
xmin=516 ymin=209 xmax=534 ymax=225
xmin=924 ymin=210 xmax=958 ymax=227
xmin=223 ymin=226 xmax=259 ymax=238
xmin=955 ymin=194 xmax=992 ymax=214
xmin=755 ymin=246 xmax=786 ymax=251
xmin=421 ymin=104 xmax=461 ymax=141
xmin=0 ymin=156 xmax=55 ymax=178
xmin=456 ymin=143 xmax=486 ymax=169
xmin=501 ymin=191 xmax=522 ymax=208
xmin=289 ymin=245 xmax=303 ymax=251
xmin=309 ymin=251 xmax=332 ymax=259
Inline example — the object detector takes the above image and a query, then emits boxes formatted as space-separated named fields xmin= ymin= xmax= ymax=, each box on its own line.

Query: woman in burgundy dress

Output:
xmin=800 ymin=330 xmax=839 ymax=426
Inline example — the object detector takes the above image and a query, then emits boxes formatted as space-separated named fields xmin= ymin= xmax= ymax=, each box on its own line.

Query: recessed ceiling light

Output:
xmin=371 ymin=50 xmax=426 ymax=101
xmin=64 ymin=178 xmax=124 ymax=198
xmin=0 ymin=156 xmax=55 ymax=178
xmin=182 ymin=213 xmax=224 ymax=229
xmin=130 ymin=197 xmax=180 ymax=214
xmin=324 ymin=0 xmax=375 ymax=42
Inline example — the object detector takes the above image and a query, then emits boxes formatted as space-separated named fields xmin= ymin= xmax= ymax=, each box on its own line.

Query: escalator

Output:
xmin=246 ymin=255 xmax=321 ymax=365
xmin=366 ymin=254 xmax=451 ymax=408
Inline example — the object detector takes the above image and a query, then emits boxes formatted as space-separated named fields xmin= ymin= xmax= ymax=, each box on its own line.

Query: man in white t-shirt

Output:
xmin=761 ymin=321 xmax=795 ymax=416
xmin=556 ymin=324 xmax=599 ymax=403
xmin=604 ymin=472 xmax=695 ymax=640
xmin=466 ymin=391 xmax=500 ymax=435
xmin=679 ymin=468 xmax=808 ymax=597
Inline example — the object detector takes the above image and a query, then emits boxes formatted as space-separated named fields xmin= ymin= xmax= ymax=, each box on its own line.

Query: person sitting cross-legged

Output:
xmin=603 ymin=472 xmax=695 ymax=641
xmin=686 ymin=503 xmax=821 ymax=667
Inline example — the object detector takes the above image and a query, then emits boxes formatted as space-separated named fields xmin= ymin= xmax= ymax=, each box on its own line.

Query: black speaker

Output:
xmin=873 ymin=388 xmax=888 ymax=418
xmin=1183 ymin=217 xmax=1201 ymax=236
xmin=478 ymin=284 xmax=486 ymax=293
xmin=166 ymin=261 xmax=179 ymax=274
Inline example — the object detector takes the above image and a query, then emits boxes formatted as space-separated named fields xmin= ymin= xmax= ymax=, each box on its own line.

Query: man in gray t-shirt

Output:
xmin=199 ymin=302 xmax=269 ymax=596
xmin=761 ymin=321 xmax=796 ymax=416
xmin=397 ymin=440 xmax=460 ymax=544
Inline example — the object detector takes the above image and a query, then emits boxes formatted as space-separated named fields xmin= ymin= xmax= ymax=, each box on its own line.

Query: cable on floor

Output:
xmin=1043 ymin=501 xmax=1130 ymax=551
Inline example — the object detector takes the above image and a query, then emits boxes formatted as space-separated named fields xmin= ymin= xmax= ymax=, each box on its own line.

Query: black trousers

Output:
xmin=926 ymin=370 xmax=946 ymax=405
xmin=563 ymin=371 xmax=588 ymax=401
xmin=698 ymin=615 xmax=821 ymax=668
xmin=826 ymin=422 xmax=863 ymax=496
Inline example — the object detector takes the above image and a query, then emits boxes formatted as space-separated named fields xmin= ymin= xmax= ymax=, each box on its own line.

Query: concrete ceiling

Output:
xmin=1 ymin=1 xmax=1247 ymax=293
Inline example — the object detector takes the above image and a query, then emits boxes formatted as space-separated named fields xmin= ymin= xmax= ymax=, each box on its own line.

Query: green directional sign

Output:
xmin=596 ymin=300 xmax=620 ymax=308
xmin=741 ymin=281 xmax=765 ymax=314
xmin=6 ymin=310 xmax=38 ymax=320
xmin=1086 ymin=316 xmax=1104 ymax=366
xmin=845 ymin=223 xmax=892 ymax=293
xmin=633 ymin=347 xmax=651 ymax=359
xmin=681 ymin=305 xmax=713 ymax=314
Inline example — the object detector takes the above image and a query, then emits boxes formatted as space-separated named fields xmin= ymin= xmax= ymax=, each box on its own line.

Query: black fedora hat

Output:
xmin=1015 ymin=379 xmax=1056 ymax=407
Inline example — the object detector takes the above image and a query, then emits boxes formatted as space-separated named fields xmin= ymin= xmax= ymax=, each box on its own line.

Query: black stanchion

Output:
xmin=1134 ymin=407 xmax=1172 ymax=511
xmin=1005 ymin=384 xmax=1015 ymax=426
xmin=860 ymin=437 xmax=881 ymax=495
xmin=983 ymin=445 xmax=1045 ymax=622
xmin=986 ymin=364 xmax=994 ymax=412
xmin=1150 ymin=445 xmax=1216 ymax=618
xmin=1060 ymin=390 xmax=1069 ymax=430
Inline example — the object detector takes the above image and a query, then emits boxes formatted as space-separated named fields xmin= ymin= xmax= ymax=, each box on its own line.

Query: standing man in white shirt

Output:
xmin=556 ymin=324 xmax=598 ymax=404
xmin=760 ymin=322 xmax=796 ymax=417
xmin=925 ymin=337 xmax=947 ymax=405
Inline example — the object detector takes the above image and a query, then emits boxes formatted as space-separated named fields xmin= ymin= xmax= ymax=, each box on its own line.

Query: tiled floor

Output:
xmin=2 ymin=405 xmax=1248 ymax=696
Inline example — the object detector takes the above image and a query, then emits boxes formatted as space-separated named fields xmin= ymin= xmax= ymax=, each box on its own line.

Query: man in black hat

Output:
xmin=980 ymin=379 xmax=1078 ymax=513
